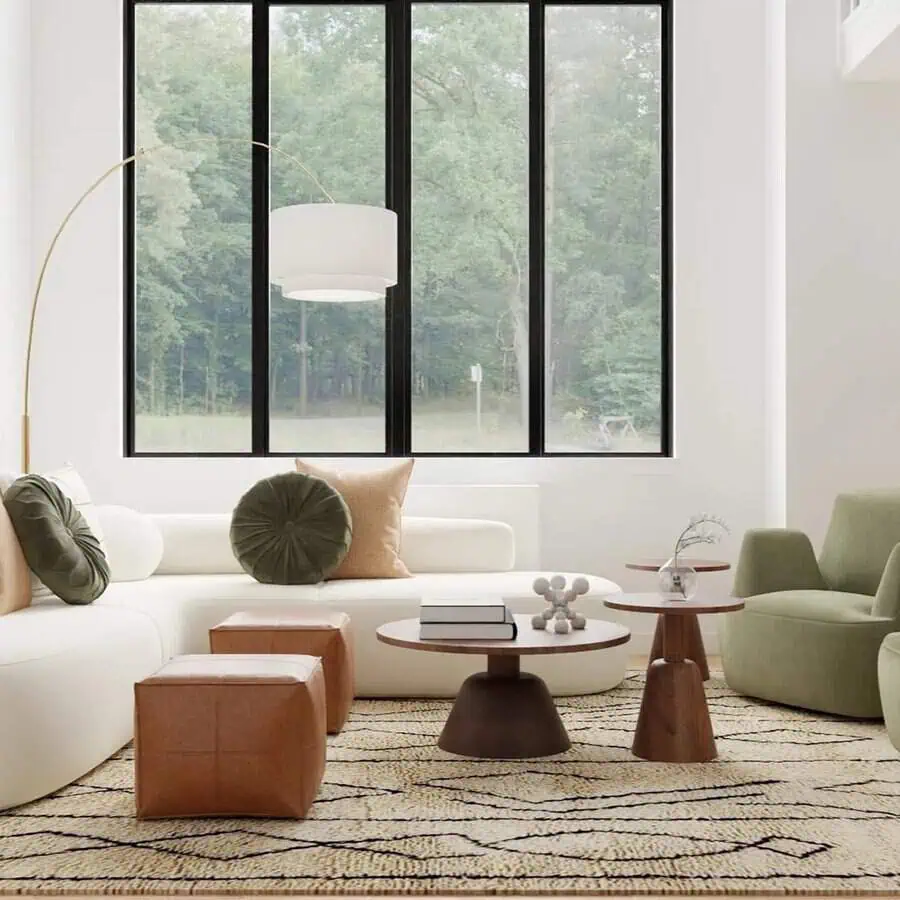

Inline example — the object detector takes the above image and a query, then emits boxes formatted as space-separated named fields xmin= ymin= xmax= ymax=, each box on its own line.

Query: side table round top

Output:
xmin=625 ymin=558 xmax=731 ymax=573
xmin=376 ymin=616 xmax=631 ymax=657
xmin=604 ymin=593 xmax=745 ymax=615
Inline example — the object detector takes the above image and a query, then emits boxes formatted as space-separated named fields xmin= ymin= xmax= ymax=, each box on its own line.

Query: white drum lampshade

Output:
xmin=270 ymin=203 xmax=398 ymax=301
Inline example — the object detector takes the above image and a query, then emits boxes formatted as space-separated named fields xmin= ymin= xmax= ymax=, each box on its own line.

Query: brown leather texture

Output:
xmin=134 ymin=654 xmax=326 ymax=820
xmin=210 ymin=611 xmax=354 ymax=734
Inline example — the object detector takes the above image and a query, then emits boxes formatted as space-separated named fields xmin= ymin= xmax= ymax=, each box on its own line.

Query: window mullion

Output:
xmin=528 ymin=0 xmax=547 ymax=456
xmin=251 ymin=0 xmax=270 ymax=456
xmin=385 ymin=0 xmax=412 ymax=457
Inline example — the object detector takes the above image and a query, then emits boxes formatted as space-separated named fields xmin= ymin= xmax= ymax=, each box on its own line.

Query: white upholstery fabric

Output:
xmin=153 ymin=514 xmax=243 ymax=575
xmin=152 ymin=514 xmax=517 ymax=577
xmin=399 ymin=517 xmax=514 ymax=573
xmin=0 ymin=507 xmax=625 ymax=810
xmin=0 ymin=605 xmax=163 ymax=810
xmin=96 ymin=506 xmax=164 ymax=582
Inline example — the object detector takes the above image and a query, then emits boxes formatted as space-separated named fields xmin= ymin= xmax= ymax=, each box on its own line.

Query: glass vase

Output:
xmin=658 ymin=557 xmax=698 ymax=599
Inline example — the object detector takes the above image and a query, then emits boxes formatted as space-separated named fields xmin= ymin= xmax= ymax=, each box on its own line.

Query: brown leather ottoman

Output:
xmin=210 ymin=610 xmax=354 ymax=734
xmin=134 ymin=654 xmax=326 ymax=819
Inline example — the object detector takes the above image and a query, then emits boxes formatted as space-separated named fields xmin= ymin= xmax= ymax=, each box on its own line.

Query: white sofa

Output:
xmin=0 ymin=503 xmax=625 ymax=810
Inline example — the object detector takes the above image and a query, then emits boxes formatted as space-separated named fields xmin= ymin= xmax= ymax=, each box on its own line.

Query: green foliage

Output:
xmin=134 ymin=3 xmax=663 ymax=444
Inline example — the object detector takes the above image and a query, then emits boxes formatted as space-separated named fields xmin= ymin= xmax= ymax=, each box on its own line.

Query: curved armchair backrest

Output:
xmin=819 ymin=491 xmax=900 ymax=595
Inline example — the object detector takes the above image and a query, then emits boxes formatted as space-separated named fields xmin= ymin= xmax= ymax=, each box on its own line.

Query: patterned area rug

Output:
xmin=3 ymin=672 xmax=900 ymax=895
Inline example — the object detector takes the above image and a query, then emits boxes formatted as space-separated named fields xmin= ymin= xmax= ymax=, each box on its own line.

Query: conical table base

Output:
xmin=438 ymin=656 xmax=571 ymax=759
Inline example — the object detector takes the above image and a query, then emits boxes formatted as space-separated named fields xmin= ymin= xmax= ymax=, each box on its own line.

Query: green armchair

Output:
xmin=720 ymin=491 xmax=900 ymax=718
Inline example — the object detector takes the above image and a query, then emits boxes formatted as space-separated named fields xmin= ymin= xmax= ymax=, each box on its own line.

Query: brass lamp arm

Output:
xmin=21 ymin=137 xmax=332 ymax=473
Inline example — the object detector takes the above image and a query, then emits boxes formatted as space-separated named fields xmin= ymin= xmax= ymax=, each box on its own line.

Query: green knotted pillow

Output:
xmin=230 ymin=472 xmax=352 ymax=584
xmin=3 ymin=474 xmax=110 ymax=605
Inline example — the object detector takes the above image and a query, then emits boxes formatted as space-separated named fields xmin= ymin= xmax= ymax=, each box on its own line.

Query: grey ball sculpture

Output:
xmin=531 ymin=574 xmax=589 ymax=633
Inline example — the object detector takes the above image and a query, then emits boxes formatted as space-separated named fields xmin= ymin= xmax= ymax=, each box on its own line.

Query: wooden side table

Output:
xmin=624 ymin=558 xmax=731 ymax=681
xmin=604 ymin=594 xmax=744 ymax=762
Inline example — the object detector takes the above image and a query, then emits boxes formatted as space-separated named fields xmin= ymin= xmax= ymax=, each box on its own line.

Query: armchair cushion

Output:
xmin=820 ymin=491 xmax=900 ymax=596
xmin=742 ymin=590 xmax=886 ymax=625
xmin=732 ymin=529 xmax=827 ymax=598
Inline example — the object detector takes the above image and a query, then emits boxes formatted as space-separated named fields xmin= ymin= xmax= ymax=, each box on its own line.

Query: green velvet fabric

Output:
xmin=819 ymin=491 xmax=900 ymax=595
xmin=732 ymin=529 xmax=827 ymax=598
xmin=878 ymin=633 xmax=900 ymax=750
xmin=230 ymin=472 xmax=352 ymax=585
xmin=2 ymin=474 xmax=109 ymax=605
xmin=873 ymin=545 xmax=900 ymax=619
xmin=720 ymin=596 xmax=894 ymax=718
xmin=723 ymin=492 xmax=900 ymax=718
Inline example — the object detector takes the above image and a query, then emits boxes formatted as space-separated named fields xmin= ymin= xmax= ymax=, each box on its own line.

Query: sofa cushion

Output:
xmin=295 ymin=459 xmax=414 ymax=580
xmin=400 ymin=517 xmax=514 ymax=573
xmin=153 ymin=514 xmax=243 ymax=576
xmin=230 ymin=473 xmax=351 ymax=585
xmin=315 ymin=571 xmax=619 ymax=607
xmin=3 ymin=475 xmax=110 ymax=605
xmin=0 ymin=604 xmax=164 ymax=810
xmin=97 ymin=574 xmax=322 ymax=656
xmin=819 ymin=491 xmax=900 ymax=596
xmin=742 ymin=590 xmax=884 ymax=624
xmin=0 ymin=501 xmax=30 ymax=616
xmin=96 ymin=506 xmax=164 ymax=582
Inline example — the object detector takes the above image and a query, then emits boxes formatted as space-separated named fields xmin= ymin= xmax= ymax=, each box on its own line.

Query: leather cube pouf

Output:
xmin=210 ymin=610 xmax=354 ymax=733
xmin=134 ymin=654 xmax=326 ymax=819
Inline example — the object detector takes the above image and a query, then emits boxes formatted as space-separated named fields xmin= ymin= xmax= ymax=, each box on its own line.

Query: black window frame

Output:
xmin=123 ymin=0 xmax=672 ymax=458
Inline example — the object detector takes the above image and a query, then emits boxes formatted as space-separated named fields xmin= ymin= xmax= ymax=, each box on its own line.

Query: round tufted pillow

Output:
xmin=3 ymin=474 xmax=110 ymax=604
xmin=230 ymin=472 xmax=352 ymax=584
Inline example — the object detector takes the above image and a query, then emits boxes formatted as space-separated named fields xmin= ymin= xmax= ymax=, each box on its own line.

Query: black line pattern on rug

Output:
xmin=3 ymin=672 xmax=900 ymax=894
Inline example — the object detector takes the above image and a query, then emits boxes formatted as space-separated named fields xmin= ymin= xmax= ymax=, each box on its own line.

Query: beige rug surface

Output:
xmin=2 ymin=672 xmax=900 ymax=895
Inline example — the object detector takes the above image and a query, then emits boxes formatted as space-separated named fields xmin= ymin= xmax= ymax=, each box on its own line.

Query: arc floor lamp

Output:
xmin=20 ymin=137 xmax=398 ymax=472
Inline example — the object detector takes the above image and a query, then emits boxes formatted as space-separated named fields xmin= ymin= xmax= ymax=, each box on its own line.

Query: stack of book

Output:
xmin=419 ymin=596 xmax=518 ymax=640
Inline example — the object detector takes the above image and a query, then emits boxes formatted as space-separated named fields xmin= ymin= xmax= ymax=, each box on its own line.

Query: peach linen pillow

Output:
xmin=0 ymin=499 xmax=31 ymax=615
xmin=294 ymin=459 xmax=414 ymax=580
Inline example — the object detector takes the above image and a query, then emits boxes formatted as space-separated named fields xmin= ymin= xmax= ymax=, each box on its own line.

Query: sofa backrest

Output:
xmin=151 ymin=514 xmax=515 ymax=577
xmin=819 ymin=491 xmax=900 ymax=595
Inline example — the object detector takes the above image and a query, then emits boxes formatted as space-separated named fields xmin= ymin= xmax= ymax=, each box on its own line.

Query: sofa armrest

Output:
xmin=873 ymin=544 xmax=900 ymax=620
xmin=732 ymin=528 xmax=828 ymax=598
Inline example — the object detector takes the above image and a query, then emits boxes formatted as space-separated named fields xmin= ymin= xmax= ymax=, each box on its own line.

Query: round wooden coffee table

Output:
xmin=604 ymin=593 xmax=744 ymax=762
xmin=376 ymin=616 xmax=631 ymax=759
xmin=624 ymin=559 xmax=731 ymax=681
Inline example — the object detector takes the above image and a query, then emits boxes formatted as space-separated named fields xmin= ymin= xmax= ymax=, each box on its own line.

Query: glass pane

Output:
xmin=269 ymin=6 xmax=386 ymax=454
xmin=411 ymin=3 xmax=529 ymax=453
xmin=134 ymin=4 xmax=252 ymax=452
xmin=545 ymin=5 xmax=663 ymax=453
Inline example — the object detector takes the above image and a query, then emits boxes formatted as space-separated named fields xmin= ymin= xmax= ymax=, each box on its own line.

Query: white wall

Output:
xmin=26 ymin=0 xmax=784 ymax=644
xmin=0 ymin=0 xmax=32 ymax=473
xmin=787 ymin=0 xmax=900 ymax=546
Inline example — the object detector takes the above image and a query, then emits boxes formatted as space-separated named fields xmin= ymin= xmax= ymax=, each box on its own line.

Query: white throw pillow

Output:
xmin=0 ymin=464 xmax=108 ymax=601
xmin=96 ymin=505 xmax=164 ymax=582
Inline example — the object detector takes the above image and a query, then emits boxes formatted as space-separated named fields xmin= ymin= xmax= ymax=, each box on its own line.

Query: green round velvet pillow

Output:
xmin=3 ymin=474 xmax=110 ymax=605
xmin=230 ymin=472 xmax=352 ymax=584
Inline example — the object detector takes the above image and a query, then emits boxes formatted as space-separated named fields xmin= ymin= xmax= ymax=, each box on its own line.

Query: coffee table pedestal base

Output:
xmin=632 ymin=658 xmax=716 ymax=762
xmin=438 ymin=656 xmax=570 ymax=759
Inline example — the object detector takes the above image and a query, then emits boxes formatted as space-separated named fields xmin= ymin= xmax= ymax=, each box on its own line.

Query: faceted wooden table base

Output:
xmin=438 ymin=655 xmax=570 ymax=759
xmin=649 ymin=613 xmax=710 ymax=680
xmin=633 ymin=619 xmax=716 ymax=762
xmin=604 ymin=594 xmax=744 ymax=763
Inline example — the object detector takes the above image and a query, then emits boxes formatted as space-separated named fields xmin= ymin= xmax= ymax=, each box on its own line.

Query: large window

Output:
xmin=126 ymin=0 xmax=670 ymax=457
